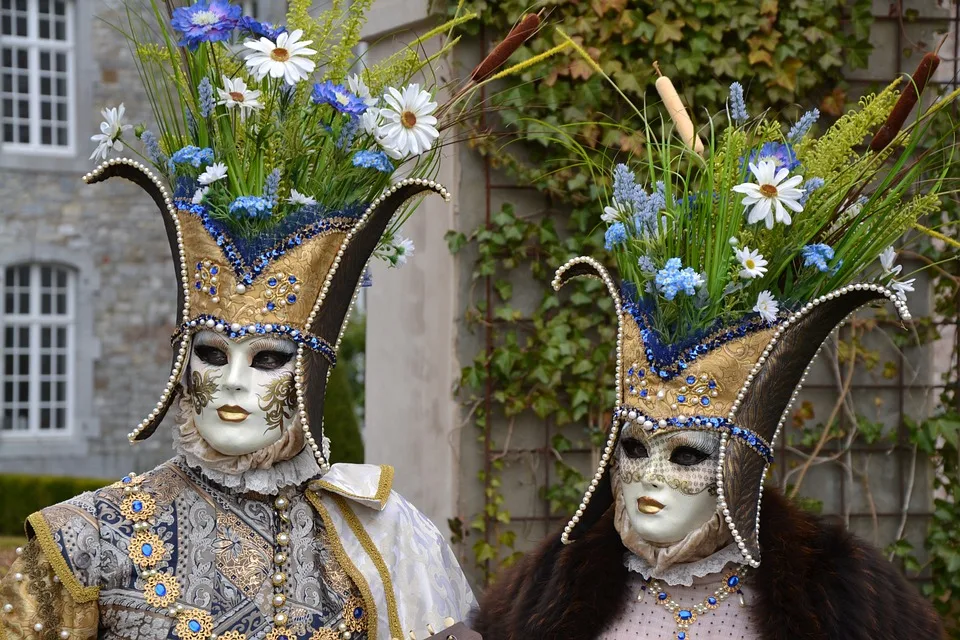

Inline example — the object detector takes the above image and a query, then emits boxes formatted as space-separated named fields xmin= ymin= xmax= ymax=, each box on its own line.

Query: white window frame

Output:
xmin=0 ymin=0 xmax=76 ymax=156
xmin=0 ymin=263 xmax=76 ymax=437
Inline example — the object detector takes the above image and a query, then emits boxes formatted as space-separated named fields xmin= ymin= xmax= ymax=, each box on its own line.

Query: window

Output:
xmin=0 ymin=0 xmax=74 ymax=154
xmin=1 ymin=263 xmax=74 ymax=434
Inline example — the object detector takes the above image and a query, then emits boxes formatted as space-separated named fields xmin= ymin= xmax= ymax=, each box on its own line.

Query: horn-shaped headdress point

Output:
xmin=85 ymin=158 xmax=448 ymax=469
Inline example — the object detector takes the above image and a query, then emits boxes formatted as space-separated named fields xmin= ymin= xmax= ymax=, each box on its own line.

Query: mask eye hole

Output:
xmin=251 ymin=350 xmax=294 ymax=371
xmin=670 ymin=445 xmax=711 ymax=466
xmin=620 ymin=438 xmax=649 ymax=459
xmin=194 ymin=345 xmax=228 ymax=367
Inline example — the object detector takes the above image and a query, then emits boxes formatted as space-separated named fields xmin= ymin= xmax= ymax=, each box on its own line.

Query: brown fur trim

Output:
xmin=473 ymin=490 xmax=944 ymax=640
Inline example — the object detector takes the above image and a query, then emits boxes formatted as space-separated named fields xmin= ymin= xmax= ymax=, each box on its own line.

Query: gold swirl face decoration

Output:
xmin=186 ymin=330 xmax=298 ymax=456
xmin=615 ymin=423 xmax=721 ymax=544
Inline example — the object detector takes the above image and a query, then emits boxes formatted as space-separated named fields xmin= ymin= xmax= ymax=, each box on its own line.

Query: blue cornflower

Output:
xmin=168 ymin=146 xmax=214 ymax=172
xmin=263 ymin=168 xmax=281 ymax=202
xmin=171 ymin=0 xmax=241 ymax=51
xmin=352 ymin=150 xmax=394 ymax=173
xmin=140 ymin=130 xmax=166 ymax=165
xmin=238 ymin=15 xmax=286 ymax=40
xmin=788 ymin=109 xmax=820 ymax=143
xmin=637 ymin=255 xmax=657 ymax=273
xmin=337 ymin=117 xmax=359 ymax=150
xmin=801 ymin=243 xmax=836 ymax=273
xmin=747 ymin=142 xmax=800 ymax=171
xmin=799 ymin=177 xmax=825 ymax=205
xmin=198 ymin=77 xmax=214 ymax=118
xmin=229 ymin=196 xmax=274 ymax=219
xmin=655 ymin=257 xmax=704 ymax=301
xmin=729 ymin=82 xmax=749 ymax=124
xmin=604 ymin=222 xmax=628 ymax=250
xmin=312 ymin=81 xmax=367 ymax=116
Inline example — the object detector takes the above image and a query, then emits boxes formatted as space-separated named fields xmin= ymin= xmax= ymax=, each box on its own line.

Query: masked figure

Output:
xmin=0 ymin=4 xmax=477 ymax=638
xmin=473 ymin=74 xmax=950 ymax=639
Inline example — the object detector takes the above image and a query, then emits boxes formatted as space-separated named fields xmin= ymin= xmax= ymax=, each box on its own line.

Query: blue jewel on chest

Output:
xmin=154 ymin=583 xmax=166 ymax=596
xmin=640 ymin=390 xmax=648 ymax=398
xmin=353 ymin=606 xmax=364 ymax=619
xmin=141 ymin=543 xmax=153 ymax=557
xmin=122 ymin=476 xmax=131 ymax=484
xmin=132 ymin=500 xmax=143 ymax=512
xmin=700 ymin=396 xmax=711 ymax=407
xmin=678 ymin=634 xmax=686 ymax=640
xmin=208 ymin=286 xmax=217 ymax=296
xmin=686 ymin=375 xmax=695 ymax=384
xmin=188 ymin=620 xmax=202 ymax=633
xmin=278 ymin=636 xmax=288 ymax=640
xmin=678 ymin=609 xmax=693 ymax=621
xmin=727 ymin=575 xmax=740 ymax=588
xmin=288 ymin=275 xmax=297 ymax=284
xmin=268 ymin=277 xmax=278 ymax=287
xmin=707 ymin=596 xmax=717 ymax=605
xmin=210 ymin=266 xmax=218 ymax=275
xmin=287 ymin=294 xmax=297 ymax=304
xmin=658 ymin=592 xmax=668 ymax=601
xmin=677 ymin=395 xmax=686 ymax=403
xmin=708 ymin=379 xmax=717 ymax=389
xmin=267 ymin=301 xmax=276 ymax=311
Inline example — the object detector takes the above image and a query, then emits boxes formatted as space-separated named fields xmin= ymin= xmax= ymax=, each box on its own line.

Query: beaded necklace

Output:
xmin=637 ymin=566 xmax=748 ymax=640
xmin=117 ymin=471 xmax=367 ymax=640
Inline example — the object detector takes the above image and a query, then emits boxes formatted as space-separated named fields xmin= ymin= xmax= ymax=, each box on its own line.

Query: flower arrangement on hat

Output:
xmin=559 ymin=40 xmax=960 ymax=343
xmin=90 ymin=1 xmax=560 ymax=266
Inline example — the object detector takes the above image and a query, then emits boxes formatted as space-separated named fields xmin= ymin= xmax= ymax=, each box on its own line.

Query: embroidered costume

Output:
xmin=474 ymin=60 xmax=955 ymax=639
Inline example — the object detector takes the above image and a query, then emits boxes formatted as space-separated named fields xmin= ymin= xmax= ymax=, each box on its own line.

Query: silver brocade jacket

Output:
xmin=0 ymin=460 xmax=475 ymax=640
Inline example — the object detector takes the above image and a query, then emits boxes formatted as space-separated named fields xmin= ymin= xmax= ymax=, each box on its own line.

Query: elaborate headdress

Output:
xmin=82 ymin=1 xmax=548 ymax=469
xmin=553 ymin=54 xmax=959 ymax=567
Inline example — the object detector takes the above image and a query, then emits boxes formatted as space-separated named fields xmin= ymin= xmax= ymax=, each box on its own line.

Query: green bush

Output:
xmin=324 ymin=361 xmax=365 ymax=464
xmin=0 ymin=474 xmax=109 ymax=536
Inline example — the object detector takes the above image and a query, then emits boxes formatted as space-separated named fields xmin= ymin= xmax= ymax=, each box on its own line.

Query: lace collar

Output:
xmin=623 ymin=543 xmax=749 ymax=586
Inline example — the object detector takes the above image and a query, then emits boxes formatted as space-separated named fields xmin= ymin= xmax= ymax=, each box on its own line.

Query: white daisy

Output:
xmin=360 ymin=107 xmax=382 ymax=136
xmin=244 ymin=29 xmax=316 ymax=85
xmin=377 ymin=83 xmax=439 ymax=159
xmin=753 ymin=290 xmax=779 ymax=323
xmin=89 ymin=103 xmax=132 ymax=162
xmin=602 ymin=199 xmax=626 ymax=224
xmin=393 ymin=236 xmax=415 ymax=267
xmin=287 ymin=189 xmax=317 ymax=206
xmin=732 ymin=160 xmax=805 ymax=229
xmin=192 ymin=186 xmax=209 ymax=204
xmin=735 ymin=247 xmax=768 ymax=279
xmin=198 ymin=162 xmax=228 ymax=185
xmin=891 ymin=278 xmax=915 ymax=301
xmin=347 ymin=73 xmax=378 ymax=108
xmin=879 ymin=245 xmax=902 ymax=277
xmin=217 ymin=76 xmax=263 ymax=121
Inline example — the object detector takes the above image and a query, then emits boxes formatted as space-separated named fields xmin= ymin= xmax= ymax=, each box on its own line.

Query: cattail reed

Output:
xmin=470 ymin=12 xmax=542 ymax=84
xmin=870 ymin=51 xmax=941 ymax=152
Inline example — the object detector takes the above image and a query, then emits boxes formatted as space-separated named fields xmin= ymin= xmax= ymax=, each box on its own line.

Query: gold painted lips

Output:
xmin=637 ymin=496 xmax=665 ymax=515
xmin=217 ymin=405 xmax=251 ymax=423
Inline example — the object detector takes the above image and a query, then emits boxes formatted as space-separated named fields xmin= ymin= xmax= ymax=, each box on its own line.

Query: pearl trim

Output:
xmin=551 ymin=256 xmax=623 ymax=545
xmin=716 ymin=282 xmax=910 ymax=568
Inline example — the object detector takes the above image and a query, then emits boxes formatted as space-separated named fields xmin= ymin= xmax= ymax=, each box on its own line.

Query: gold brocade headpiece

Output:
xmin=552 ymin=257 xmax=910 ymax=567
xmin=85 ymin=158 xmax=449 ymax=469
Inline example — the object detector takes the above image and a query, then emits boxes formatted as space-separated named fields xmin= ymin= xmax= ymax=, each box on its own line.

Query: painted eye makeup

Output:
xmin=669 ymin=446 xmax=711 ymax=466
xmin=620 ymin=438 xmax=649 ymax=459
xmin=194 ymin=345 xmax=228 ymax=367
xmin=251 ymin=350 xmax=295 ymax=371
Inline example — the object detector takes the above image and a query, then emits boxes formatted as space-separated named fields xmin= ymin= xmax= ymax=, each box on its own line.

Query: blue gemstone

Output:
xmin=678 ymin=634 xmax=686 ymax=640
xmin=727 ymin=575 xmax=740 ymax=587
xmin=732 ymin=427 xmax=741 ymax=435
xmin=195 ymin=282 xmax=202 ymax=290
xmin=288 ymin=275 xmax=297 ymax=284
xmin=268 ymin=277 xmax=278 ymax=287
xmin=748 ymin=436 xmax=757 ymax=446
xmin=132 ymin=500 xmax=143 ymax=512
xmin=278 ymin=636 xmax=288 ymax=640
xmin=640 ymin=390 xmax=648 ymax=398
xmin=210 ymin=266 xmax=218 ymax=275
xmin=122 ymin=476 xmax=131 ymax=484
xmin=141 ymin=543 xmax=153 ymax=557
xmin=287 ymin=294 xmax=297 ymax=304
xmin=196 ymin=262 xmax=202 ymax=270
xmin=188 ymin=620 xmax=202 ymax=633
xmin=677 ymin=395 xmax=686 ymax=403
xmin=209 ymin=286 xmax=216 ymax=295
xmin=708 ymin=380 xmax=717 ymax=389
xmin=628 ymin=367 xmax=635 ymax=376
xmin=707 ymin=596 xmax=717 ymax=605
xmin=658 ymin=592 xmax=668 ymax=601
xmin=155 ymin=583 xmax=166 ymax=596
xmin=638 ymin=369 xmax=644 ymax=377
xmin=678 ymin=609 xmax=693 ymax=621
xmin=700 ymin=396 xmax=711 ymax=406
xmin=353 ymin=606 xmax=364 ymax=619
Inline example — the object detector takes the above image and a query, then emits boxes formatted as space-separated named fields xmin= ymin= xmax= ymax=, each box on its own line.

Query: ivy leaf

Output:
xmin=591 ymin=0 xmax=626 ymax=16
xmin=646 ymin=11 xmax=685 ymax=44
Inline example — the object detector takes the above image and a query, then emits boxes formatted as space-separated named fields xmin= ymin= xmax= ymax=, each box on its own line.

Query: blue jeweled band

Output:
xmin=172 ymin=314 xmax=337 ymax=366
xmin=613 ymin=407 xmax=774 ymax=463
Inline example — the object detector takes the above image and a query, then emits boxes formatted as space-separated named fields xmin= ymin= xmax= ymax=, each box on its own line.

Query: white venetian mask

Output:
xmin=185 ymin=330 xmax=298 ymax=456
xmin=615 ymin=425 xmax=720 ymax=544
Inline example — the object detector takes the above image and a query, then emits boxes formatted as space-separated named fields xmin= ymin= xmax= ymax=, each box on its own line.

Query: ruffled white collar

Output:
xmin=623 ymin=543 xmax=748 ymax=586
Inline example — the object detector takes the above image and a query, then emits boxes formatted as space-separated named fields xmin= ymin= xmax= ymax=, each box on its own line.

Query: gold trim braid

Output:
xmin=315 ymin=465 xmax=394 ymax=507
xmin=329 ymin=495 xmax=403 ymax=640
xmin=306 ymin=491 xmax=380 ymax=640
xmin=26 ymin=513 xmax=99 ymax=604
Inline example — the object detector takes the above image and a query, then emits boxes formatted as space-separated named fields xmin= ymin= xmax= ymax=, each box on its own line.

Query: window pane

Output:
xmin=40 ymin=407 xmax=50 ymax=429
xmin=56 ymin=327 xmax=66 ymax=348
xmin=56 ymin=269 xmax=66 ymax=287
xmin=55 ymin=353 xmax=64 ymax=373
xmin=16 ymin=380 xmax=27 ymax=402
xmin=40 ymin=381 xmax=50 ymax=402
xmin=56 ymin=380 xmax=65 ymax=401
xmin=56 ymin=291 xmax=66 ymax=314
xmin=55 ymin=407 xmax=65 ymax=429
xmin=41 ymin=265 xmax=51 ymax=287
xmin=41 ymin=291 xmax=51 ymax=314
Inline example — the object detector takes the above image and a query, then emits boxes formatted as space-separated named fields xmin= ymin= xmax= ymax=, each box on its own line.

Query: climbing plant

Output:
xmin=450 ymin=4 xmax=960 ymax=632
